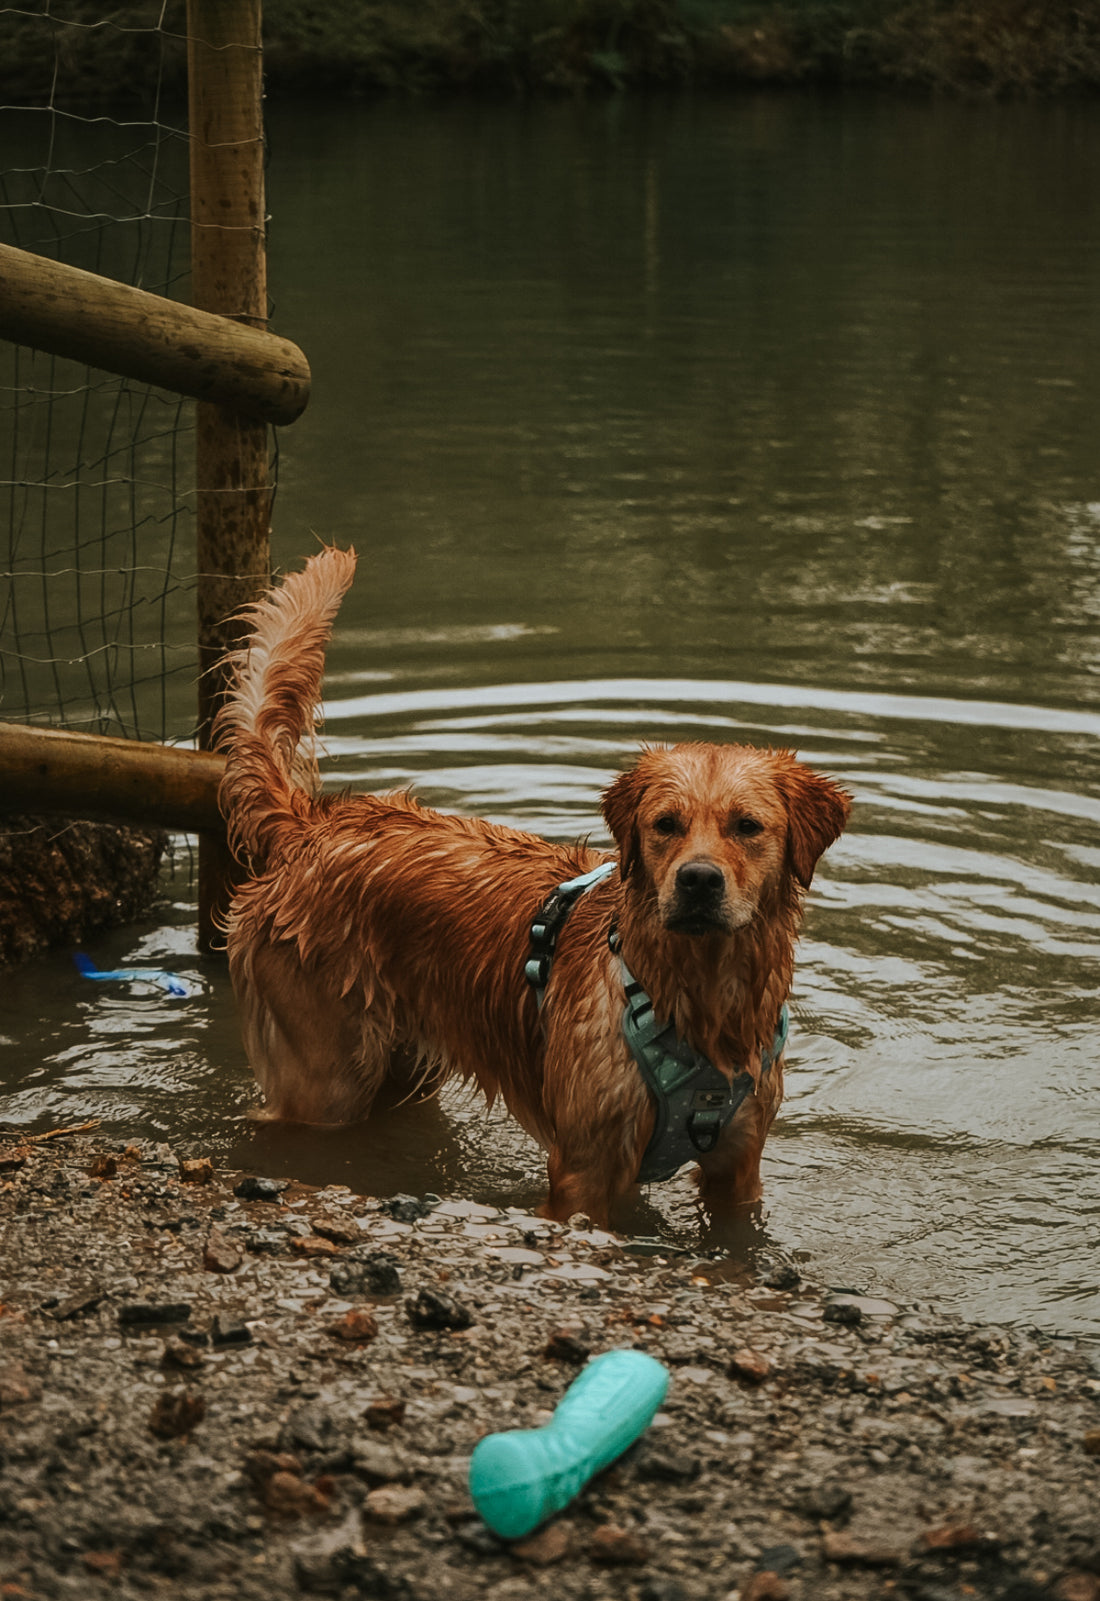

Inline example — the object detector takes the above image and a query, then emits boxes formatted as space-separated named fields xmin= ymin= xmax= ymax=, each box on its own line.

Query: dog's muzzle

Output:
xmin=665 ymin=859 xmax=732 ymax=935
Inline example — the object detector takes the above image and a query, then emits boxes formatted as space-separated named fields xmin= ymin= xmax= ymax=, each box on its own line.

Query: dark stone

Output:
xmin=247 ymin=1228 xmax=289 ymax=1255
xmin=405 ymin=1287 xmax=473 ymax=1330
xmin=757 ymin=1543 xmax=803 ymax=1574
xmin=384 ymin=1194 xmax=431 ymax=1222
xmin=542 ymin=1327 xmax=590 ymax=1363
xmin=636 ymin=1446 xmax=701 ymax=1484
xmin=824 ymin=1301 xmax=863 ymax=1326
xmin=233 ymin=1175 xmax=290 ymax=1202
xmin=638 ymin=1583 xmax=689 ymax=1601
xmin=454 ymin=1517 xmax=507 ymax=1556
xmin=281 ymin=1404 xmax=337 ymax=1455
xmin=330 ymin=1251 xmax=402 ymax=1297
xmin=210 ymin=1314 xmax=251 ymax=1347
xmin=797 ymin=1483 xmax=853 ymax=1522
xmin=118 ymin=1301 xmax=191 ymax=1327
xmin=763 ymin=1263 xmax=802 ymax=1291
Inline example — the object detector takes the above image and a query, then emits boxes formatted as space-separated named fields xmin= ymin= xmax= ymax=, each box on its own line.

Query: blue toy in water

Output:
xmin=468 ymin=1348 xmax=670 ymax=1540
xmin=73 ymin=952 xmax=189 ymax=998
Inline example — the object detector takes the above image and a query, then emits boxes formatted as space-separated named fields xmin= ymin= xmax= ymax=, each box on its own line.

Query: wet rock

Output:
xmin=179 ymin=1157 xmax=214 ymax=1185
xmin=920 ymin=1522 xmax=988 ymax=1551
xmin=290 ymin=1235 xmax=341 ymax=1260
xmin=82 ymin=1549 xmax=124 ymax=1580
xmin=363 ymin=1396 xmax=406 ymax=1431
xmin=384 ymin=1194 xmax=432 ymax=1222
xmin=50 ymin=1285 xmax=106 ymax=1320
xmin=542 ymin=1327 xmax=590 ymax=1363
xmin=291 ymin=1507 xmax=366 ymax=1592
xmin=0 ymin=1363 xmax=42 ymax=1405
xmin=363 ymin=1483 xmax=425 ymax=1524
xmin=636 ymin=1445 xmax=700 ymax=1484
xmin=210 ymin=1313 xmax=251 ymax=1347
xmin=638 ymin=1582 xmax=689 ymax=1601
xmin=511 ymin=1521 xmax=573 ymax=1565
xmin=148 ymin=1389 xmax=205 ymax=1439
xmin=311 ymin=1213 xmax=360 ymax=1247
xmin=742 ymin=1575 xmax=790 ymax=1601
xmin=282 ymin=1405 xmax=338 ymax=1456
xmin=247 ymin=1227 xmax=288 ymax=1255
xmin=349 ymin=1438 xmax=409 ymax=1485
xmin=795 ymin=1482 xmax=852 ymax=1522
xmin=325 ymin=1309 xmax=378 ymax=1344
xmin=405 ymin=1286 xmax=473 ymax=1330
xmin=330 ymin=1251 xmax=402 ymax=1297
xmin=118 ymin=1300 xmax=191 ymax=1326
xmin=589 ymin=1523 xmax=649 ymax=1564
xmin=161 ymin=1338 xmax=205 ymax=1372
xmin=757 ymin=1544 xmax=803 ymax=1574
xmin=821 ymin=1529 xmax=905 ymax=1567
xmin=265 ymin=1469 xmax=332 ymax=1520
xmin=823 ymin=1300 xmax=863 ymax=1327
xmin=244 ymin=1449 xmax=304 ymax=1487
xmin=762 ymin=1262 xmax=801 ymax=1291
xmin=729 ymin=1346 xmax=772 ymax=1383
xmin=233 ymin=1175 xmax=289 ymax=1202
xmin=202 ymin=1231 xmax=243 ymax=1274
xmin=1083 ymin=1429 xmax=1100 ymax=1456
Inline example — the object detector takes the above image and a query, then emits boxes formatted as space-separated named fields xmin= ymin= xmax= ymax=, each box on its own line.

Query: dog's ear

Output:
xmin=601 ymin=764 xmax=648 ymax=879
xmin=775 ymin=759 xmax=851 ymax=889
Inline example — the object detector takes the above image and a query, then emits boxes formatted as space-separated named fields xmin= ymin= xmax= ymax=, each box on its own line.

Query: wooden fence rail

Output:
xmin=0 ymin=241 xmax=310 ymax=426
xmin=0 ymin=723 xmax=224 ymax=835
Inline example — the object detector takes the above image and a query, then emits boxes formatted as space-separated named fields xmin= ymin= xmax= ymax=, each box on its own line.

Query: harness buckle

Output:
xmin=687 ymin=1108 xmax=723 ymax=1154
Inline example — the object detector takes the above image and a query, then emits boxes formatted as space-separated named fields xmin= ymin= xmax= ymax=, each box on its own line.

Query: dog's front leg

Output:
xmin=540 ymin=1150 xmax=619 ymax=1228
xmin=694 ymin=1094 xmax=773 ymax=1209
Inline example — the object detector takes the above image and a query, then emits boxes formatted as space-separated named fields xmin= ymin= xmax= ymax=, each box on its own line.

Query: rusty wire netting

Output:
xmin=0 ymin=2 xmax=200 ymax=743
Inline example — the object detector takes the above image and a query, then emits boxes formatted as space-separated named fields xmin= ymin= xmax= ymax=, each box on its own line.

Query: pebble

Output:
xmin=363 ymin=1483 xmax=426 ymax=1524
xmin=147 ymin=1388 xmax=205 ymax=1439
xmin=589 ymin=1524 xmax=650 ymax=1564
xmin=405 ymin=1286 xmax=473 ymax=1330
xmin=232 ymin=1175 xmax=289 ymax=1202
xmin=202 ymin=1231 xmax=243 ymax=1274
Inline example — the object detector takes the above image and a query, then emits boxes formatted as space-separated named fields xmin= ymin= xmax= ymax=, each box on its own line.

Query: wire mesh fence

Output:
xmin=0 ymin=3 xmax=201 ymax=742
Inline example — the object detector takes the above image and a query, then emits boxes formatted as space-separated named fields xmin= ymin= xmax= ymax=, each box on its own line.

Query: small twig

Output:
xmin=19 ymin=1119 xmax=102 ymax=1145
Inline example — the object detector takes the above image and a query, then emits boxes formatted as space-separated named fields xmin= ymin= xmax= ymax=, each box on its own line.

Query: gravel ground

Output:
xmin=1 ymin=1132 xmax=1097 ymax=1601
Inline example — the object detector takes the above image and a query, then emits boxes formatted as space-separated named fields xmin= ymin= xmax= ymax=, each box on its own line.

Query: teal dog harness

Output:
xmin=525 ymin=868 xmax=789 ymax=1184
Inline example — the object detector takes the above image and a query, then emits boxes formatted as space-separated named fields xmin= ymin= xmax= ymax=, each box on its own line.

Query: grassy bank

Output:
xmin=0 ymin=0 xmax=1098 ymax=106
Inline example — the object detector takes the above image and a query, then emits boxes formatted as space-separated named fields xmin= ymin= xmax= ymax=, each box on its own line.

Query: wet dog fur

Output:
xmin=216 ymin=547 xmax=851 ymax=1225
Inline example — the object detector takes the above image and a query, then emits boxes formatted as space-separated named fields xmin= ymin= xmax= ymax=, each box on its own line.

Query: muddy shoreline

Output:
xmin=1 ymin=1132 xmax=1097 ymax=1601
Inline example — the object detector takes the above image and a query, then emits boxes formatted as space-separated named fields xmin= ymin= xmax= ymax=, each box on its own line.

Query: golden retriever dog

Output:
xmin=216 ymin=547 xmax=851 ymax=1226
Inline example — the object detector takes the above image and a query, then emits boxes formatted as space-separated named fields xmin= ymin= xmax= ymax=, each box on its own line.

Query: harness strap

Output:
xmin=613 ymin=930 xmax=790 ymax=1184
xmin=524 ymin=862 xmax=616 ymax=1010
xmin=523 ymin=871 xmax=790 ymax=1187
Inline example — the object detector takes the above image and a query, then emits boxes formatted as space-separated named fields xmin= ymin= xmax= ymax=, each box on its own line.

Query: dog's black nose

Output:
xmin=675 ymin=860 xmax=725 ymax=900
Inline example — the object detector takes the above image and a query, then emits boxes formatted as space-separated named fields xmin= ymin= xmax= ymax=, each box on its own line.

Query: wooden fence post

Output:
xmin=187 ymin=0 xmax=270 ymax=951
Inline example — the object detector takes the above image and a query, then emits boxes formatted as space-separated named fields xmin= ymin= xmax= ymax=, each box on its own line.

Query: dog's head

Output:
xmin=601 ymin=743 xmax=851 ymax=936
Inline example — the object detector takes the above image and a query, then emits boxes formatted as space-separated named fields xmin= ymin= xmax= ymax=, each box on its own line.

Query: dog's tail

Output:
xmin=215 ymin=545 xmax=357 ymax=866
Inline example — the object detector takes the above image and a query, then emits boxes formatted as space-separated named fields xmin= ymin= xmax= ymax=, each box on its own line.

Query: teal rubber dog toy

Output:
xmin=468 ymin=1348 xmax=669 ymax=1540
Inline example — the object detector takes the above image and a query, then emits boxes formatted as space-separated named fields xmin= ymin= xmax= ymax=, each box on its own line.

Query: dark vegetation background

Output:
xmin=0 ymin=0 xmax=1098 ymax=104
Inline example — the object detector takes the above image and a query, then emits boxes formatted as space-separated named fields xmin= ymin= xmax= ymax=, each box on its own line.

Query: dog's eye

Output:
xmin=653 ymin=814 xmax=681 ymax=836
xmin=734 ymin=816 xmax=764 ymax=838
